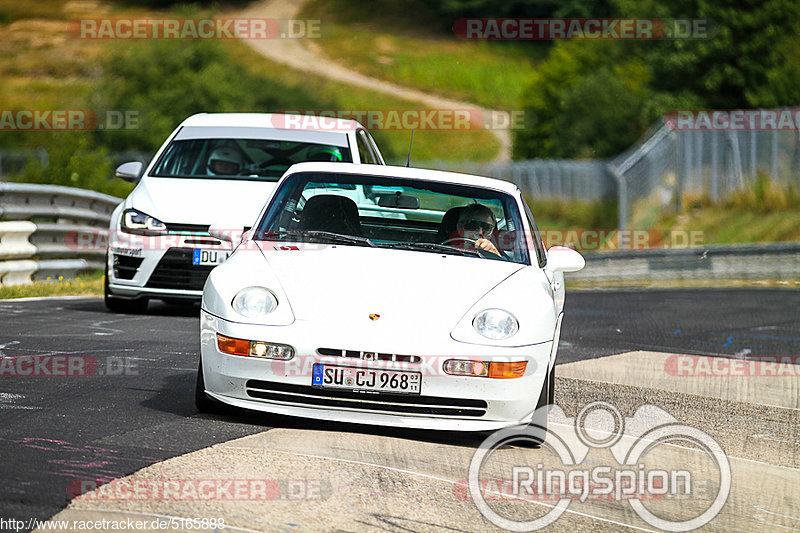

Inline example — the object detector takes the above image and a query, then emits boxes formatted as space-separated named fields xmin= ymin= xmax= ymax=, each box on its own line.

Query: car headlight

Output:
xmin=121 ymin=209 xmax=167 ymax=235
xmin=473 ymin=308 xmax=519 ymax=340
xmin=232 ymin=287 xmax=278 ymax=318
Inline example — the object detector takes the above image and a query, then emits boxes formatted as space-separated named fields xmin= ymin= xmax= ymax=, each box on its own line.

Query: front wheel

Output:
xmin=526 ymin=366 xmax=554 ymax=446
xmin=195 ymin=359 xmax=225 ymax=414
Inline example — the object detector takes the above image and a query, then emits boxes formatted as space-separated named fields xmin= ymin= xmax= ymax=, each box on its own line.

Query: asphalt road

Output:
xmin=0 ymin=289 xmax=798 ymax=531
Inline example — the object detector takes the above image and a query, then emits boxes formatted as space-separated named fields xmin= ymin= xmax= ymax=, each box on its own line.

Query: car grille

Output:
xmin=113 ymin=254 xmax=143 ymax=280
xmin=317 ymin=348 xmax=420 ymax=364
xmin=165 ymin=222 xmax=210 ymax=235
xmin=245 ymin=379 xmax=487 ymax=417
xmin=145 ymin=248 xmax=213 ymax=291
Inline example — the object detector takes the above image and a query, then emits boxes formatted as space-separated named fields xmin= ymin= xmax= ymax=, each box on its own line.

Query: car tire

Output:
xmin=195 ymin=359 xmax=225 ymax=414
xmin=525 ymin=365 xmax=554 ymax=446
xmin=104 ymin=257 xmax=148 ymax=314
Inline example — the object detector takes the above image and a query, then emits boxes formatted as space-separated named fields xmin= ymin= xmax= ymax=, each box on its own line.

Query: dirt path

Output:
xmin=235 ymin=0 xmax=512 ymax=162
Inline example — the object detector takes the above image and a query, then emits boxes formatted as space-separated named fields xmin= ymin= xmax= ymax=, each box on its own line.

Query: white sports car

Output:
xmin=197 ymin=163 xmax=584 ymax=432
xmin=105 ymin=113 xmax=385 ymax=313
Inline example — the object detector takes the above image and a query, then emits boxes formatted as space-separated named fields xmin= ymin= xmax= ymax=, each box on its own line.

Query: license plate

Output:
xmin=192 ymin=249 xmax=230 ymax=266
xmin=312 ymin=364 xmax=421 ymax=394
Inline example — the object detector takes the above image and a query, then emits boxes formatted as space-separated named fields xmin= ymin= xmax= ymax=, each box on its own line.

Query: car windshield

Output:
xmin=150 ymin=138 xmax=353 ymax=180
xmin=254 ymin=171 xmax=532 ymax=264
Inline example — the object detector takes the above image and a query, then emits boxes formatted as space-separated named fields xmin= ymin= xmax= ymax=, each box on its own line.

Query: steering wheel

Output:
xmin=441 ymin=237 xmax=477 ymax=247
xmin=441 ymin=236 xmax=501 ymax=259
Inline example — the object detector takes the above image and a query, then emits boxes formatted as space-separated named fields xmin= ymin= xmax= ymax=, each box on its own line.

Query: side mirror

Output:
xmin=115 ymin=161 xmax=143 ymax=182
xmin=208 ymin=220 xmax=245 ymax=243
xmin=546 ymin=246 xmax=585 ymax=273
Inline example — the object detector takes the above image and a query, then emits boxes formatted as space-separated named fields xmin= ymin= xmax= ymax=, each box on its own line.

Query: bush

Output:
xmin=724 ymin=172 xmax=800 ymax=213
xmin=91 ymin=38 xmax=327 ymax=154
xmin=10 ymin=133 xmax=133 ymax=198
xmin=525 ymin=196 xmax=618 ymax=230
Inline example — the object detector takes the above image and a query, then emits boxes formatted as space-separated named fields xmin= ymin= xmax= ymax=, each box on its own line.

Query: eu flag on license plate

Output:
xmin=312 ymin=364 xmax=323 ymax=385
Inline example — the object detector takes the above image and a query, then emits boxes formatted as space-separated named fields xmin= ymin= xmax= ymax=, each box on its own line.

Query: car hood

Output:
xmin=256 ymin=242 xmax=524 ymax=335
xmin=127 ymin=176 xmax=278 ymax=227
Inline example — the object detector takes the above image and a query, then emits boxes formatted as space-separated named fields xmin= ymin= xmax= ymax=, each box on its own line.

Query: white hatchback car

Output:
xmin=197 ymin=163 xmax=584 ymax=432
xmin=105 ymin=113 xmax=385 ymax=313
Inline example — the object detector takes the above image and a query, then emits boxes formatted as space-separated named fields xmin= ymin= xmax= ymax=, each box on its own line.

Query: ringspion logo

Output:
xmin=468 ymin=402 xmax=730 ymax=530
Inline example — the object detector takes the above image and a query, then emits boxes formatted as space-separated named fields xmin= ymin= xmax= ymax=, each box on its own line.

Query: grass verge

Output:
xmin=224 ymin=39 xmax=500 ymax=162
xmin=301 ymin=0 xmax=544 ymax=110
xmin=0 ymin=270 xmax=104 ymax=300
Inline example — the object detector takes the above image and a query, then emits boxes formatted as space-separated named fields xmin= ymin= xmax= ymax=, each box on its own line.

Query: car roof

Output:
xmin=283 ymin=162 xmax=521 ymax=195
xmin=179 ymin=113 xmax=362 ymax=132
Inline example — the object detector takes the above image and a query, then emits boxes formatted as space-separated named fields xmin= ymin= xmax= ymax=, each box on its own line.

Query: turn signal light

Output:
xmin=217 ymin=334 xmax=249 ymax=356
xmin=488 ymin=361 xmax=527 ymax=379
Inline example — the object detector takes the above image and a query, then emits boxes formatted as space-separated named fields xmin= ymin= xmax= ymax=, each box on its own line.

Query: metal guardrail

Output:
xmin=0 ymin=183 xmax=121 ymax=286
xmin=572 ymin=242 xmax=800 ymax=282
xmin=1 ymin=183 xmax=797 ymax=287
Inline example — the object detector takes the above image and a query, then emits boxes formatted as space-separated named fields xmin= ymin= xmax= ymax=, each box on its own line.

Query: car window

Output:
xmin=356 ymin=130 xmax=378 ymax=165
xmin=523 ymin=201 xmax=547 ymax=268
xmin=150 ymin=138 xmax=352 ymax=180
xmin=255 ymin=172 xmax=531 ymax=265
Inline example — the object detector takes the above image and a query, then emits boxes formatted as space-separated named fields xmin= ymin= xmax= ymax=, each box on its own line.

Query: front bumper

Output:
xmin=107 ymin=230 xmax=233 ymax=300
xmin=199 ymin=310 xmax=554 ymax=431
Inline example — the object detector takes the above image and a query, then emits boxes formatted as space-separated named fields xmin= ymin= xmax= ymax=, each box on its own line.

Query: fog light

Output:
xmin=443 ymin=359 xmax=489 ymax=377
xmin=250 ymin=341 xmax=293 ymax=360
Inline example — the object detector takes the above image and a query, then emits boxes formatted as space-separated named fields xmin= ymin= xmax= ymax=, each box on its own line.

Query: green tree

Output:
xmin=91 ymin=39 xmax=326 ymax=153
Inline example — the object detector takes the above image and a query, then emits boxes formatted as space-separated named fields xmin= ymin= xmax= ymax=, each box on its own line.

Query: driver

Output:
xmin=207 ymin=146 xmax=244 ymax=175
xmin=452 ymin=203 xmax=500 ymax=256
xmin=307 ymin=146 xmax=343 ymax=162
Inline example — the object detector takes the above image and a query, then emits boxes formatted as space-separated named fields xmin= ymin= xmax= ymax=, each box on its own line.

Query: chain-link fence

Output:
xmin=424 ymin=111 xmax=800 ymax=229
xmin=609 ymin=114 xmax=800 ymax=228
xmin=411 ymin=158 xmax=616 ymax=202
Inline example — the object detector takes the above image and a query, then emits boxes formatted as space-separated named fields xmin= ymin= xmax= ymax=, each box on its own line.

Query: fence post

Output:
xmin=608 ymin=164 xmax=627 ymax=231
xmin=711 ymin=131 xmax=719 ymax=201
xmin=771 ymin=129 xmax=778 ymax=181
xmin=727 ymin=130 xmax=745 ymax=190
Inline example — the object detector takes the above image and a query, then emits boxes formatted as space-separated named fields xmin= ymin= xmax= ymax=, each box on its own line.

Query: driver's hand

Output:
xmin=475 ymin=238 xmax=500 ymax=256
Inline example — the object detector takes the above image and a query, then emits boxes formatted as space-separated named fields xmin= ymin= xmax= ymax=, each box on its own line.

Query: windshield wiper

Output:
xmin=261 ymin=230 xmax=376 ymax=247
xmin=379 ymin=241 xmax=481 ymax=257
